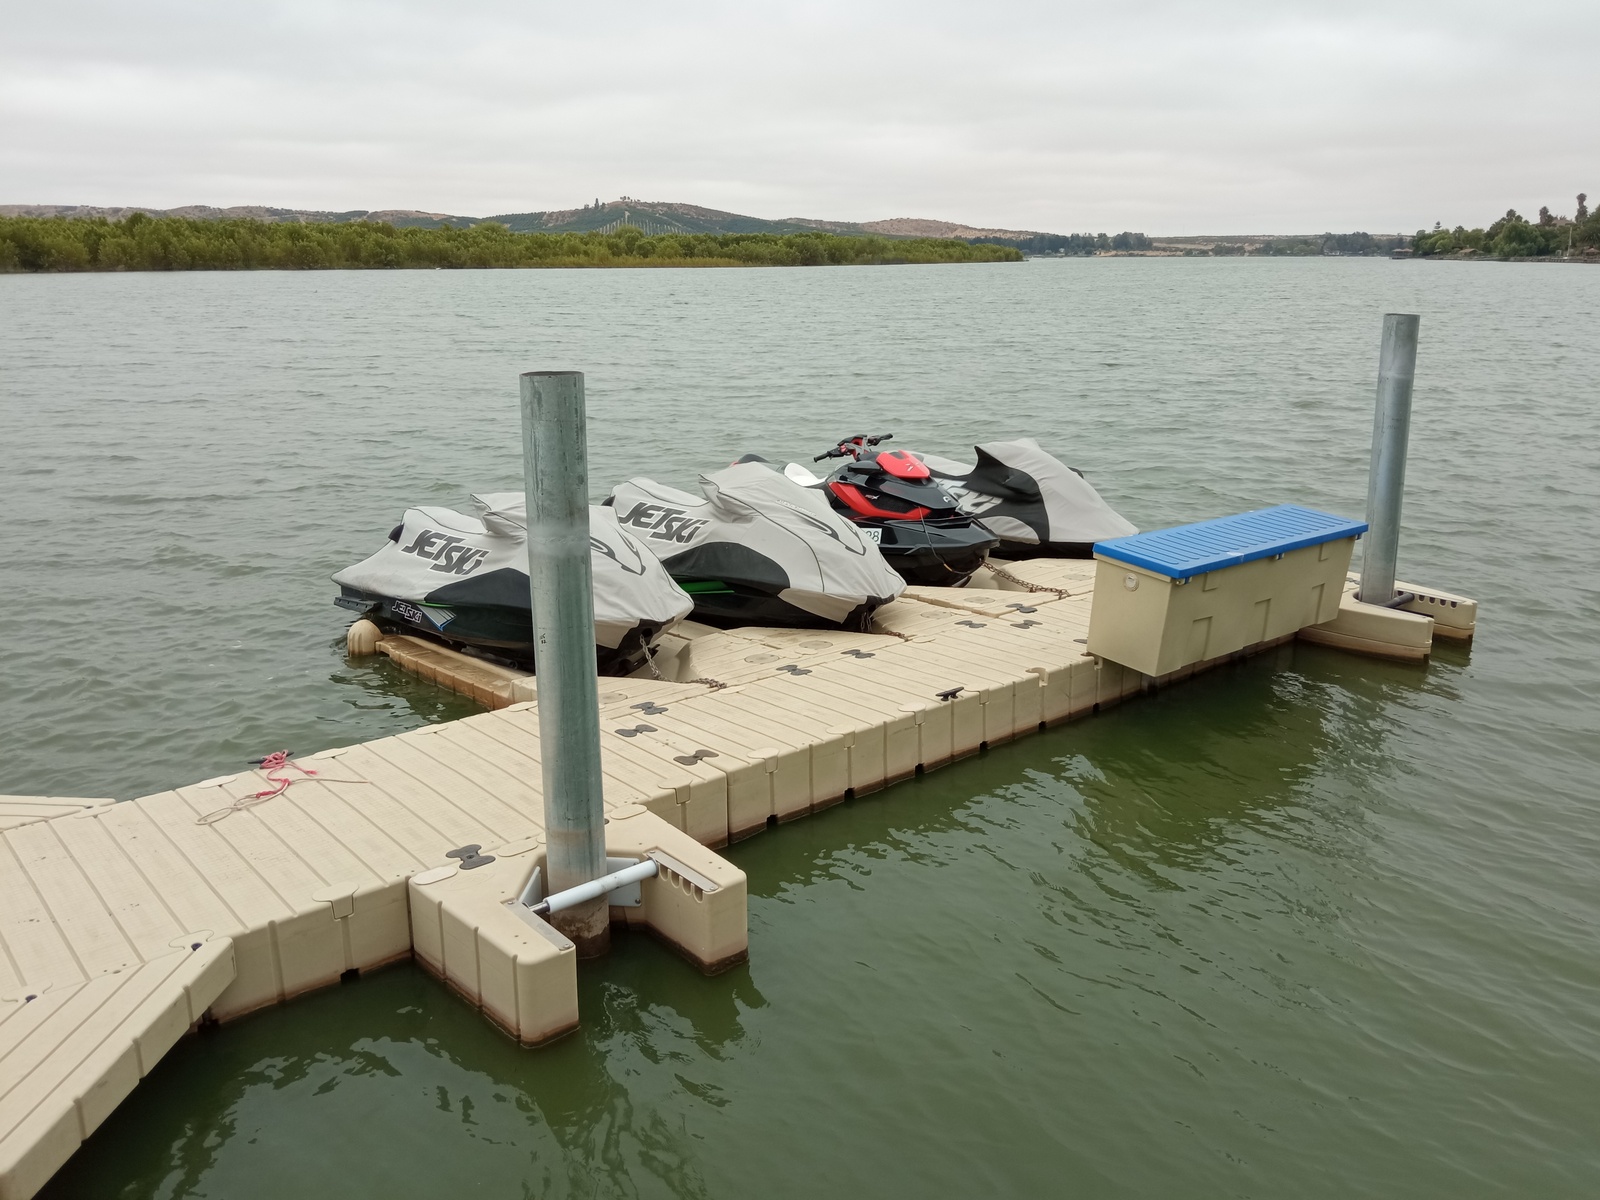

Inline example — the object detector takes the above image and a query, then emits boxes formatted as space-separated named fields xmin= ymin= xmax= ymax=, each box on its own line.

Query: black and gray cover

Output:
xmin=332 ymin=499 xmax=692 ymax=653
xmin=917 ymin=438 xmax=1137 ymax=554
xmin=609 ymin=461 xmax=905 ymax=626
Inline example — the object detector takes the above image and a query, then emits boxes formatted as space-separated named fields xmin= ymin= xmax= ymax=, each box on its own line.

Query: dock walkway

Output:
xmin=1 ymin=559 xmax=1272 ymax=1199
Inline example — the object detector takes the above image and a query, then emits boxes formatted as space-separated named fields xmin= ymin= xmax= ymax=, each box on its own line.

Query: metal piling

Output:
xmin=519 ymin=370 xmax=610 ymax=955
xmin=1358 ymin=313 xmax=1420 ymax=605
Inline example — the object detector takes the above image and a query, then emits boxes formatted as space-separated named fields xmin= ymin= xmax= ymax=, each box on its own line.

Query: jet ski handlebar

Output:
xmin=815 ymin=433 xmax=894 ymax=461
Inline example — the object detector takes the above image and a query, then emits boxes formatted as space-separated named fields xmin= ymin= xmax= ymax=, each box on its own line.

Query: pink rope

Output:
xmin=250 ymin=750 xmax=314 ymax=799
xmin=195 ymin=750 xmax=366 ymax=825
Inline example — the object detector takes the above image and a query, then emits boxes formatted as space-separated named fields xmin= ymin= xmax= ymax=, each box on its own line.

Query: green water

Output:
xmin=4 ymin=259 xmax=1598 ymax=1197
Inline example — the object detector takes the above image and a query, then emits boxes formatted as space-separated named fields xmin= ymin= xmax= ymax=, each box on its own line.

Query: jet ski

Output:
xmin=778 ymin=434 xmax=999 ymax=587
xmin=332 ymin=496 xmax=693 ymax=673
xmin=607 ymin=460 xmax=904 ymax=630
xmin=913 ymin=438 xmax=1137 ymax=557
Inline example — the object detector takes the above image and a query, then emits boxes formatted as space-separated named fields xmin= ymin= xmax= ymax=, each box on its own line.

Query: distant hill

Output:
xmin=0 ymin=198 xmax=1054 ymax=242
xmin=485 ymin=199 xmax=823 ymax=235
xmin=0 ymin=203 xmax=477 ymax=229
xmin=852 ymin=217 xmax=1056 ymax=239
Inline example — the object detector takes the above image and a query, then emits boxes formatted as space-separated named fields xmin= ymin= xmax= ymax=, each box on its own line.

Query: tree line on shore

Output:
xmin=0 ymin=214 xmax=1023 ymax=272
xmin=970 ymin=231 xmax=1152 ymax=255
xmin=976 ymin=230 xmax=1406 ymax=257
xmin=1223 ymin=232 xmax=1405 ymax=256
xmin=1412 ymin=194 xmax=1598 ymax=258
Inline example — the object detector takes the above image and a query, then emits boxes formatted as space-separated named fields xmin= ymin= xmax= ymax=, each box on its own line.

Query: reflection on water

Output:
xmin=46 ymin=952 xmax=750 ymax=1200
xmin=327 ymin=643 xmax=481 ymax=727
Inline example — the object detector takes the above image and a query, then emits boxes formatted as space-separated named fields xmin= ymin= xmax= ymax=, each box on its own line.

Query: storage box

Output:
xmin=1086 ymin=505 xmax=1367 ymax=677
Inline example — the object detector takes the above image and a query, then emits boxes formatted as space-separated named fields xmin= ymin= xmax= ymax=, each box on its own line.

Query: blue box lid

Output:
xmin=1093 ymin=505 xmax=1367 ymax=579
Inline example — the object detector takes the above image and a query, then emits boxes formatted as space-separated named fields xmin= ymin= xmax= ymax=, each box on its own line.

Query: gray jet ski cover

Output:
xmin=917 ymin=438 xmax=1137 ymax=550
xmin=331 ymin=499 xmax=692 ymax=650
xmin=609 ymin=460 xmax=906 ymax=623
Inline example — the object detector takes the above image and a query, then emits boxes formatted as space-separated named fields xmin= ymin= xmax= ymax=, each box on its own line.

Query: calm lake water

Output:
xmin=3 ymin=258 xmax=1598 ymax=1198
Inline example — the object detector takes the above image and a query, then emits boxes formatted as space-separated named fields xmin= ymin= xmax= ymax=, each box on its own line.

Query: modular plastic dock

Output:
xmin=0 ymin=541 xmax=1475 ymax=1200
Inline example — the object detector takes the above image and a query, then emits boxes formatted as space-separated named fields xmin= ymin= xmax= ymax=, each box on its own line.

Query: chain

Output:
xmin=985 ymin=561 xmax=1072 ymax=597
xmin=640 ymin=640 xmax=664 ymax=679
xmin=642 ymin=638 xmax=726 ymax=689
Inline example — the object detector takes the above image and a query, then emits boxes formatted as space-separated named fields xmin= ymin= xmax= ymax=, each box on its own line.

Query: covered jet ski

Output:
xmin=607 ymin=460 xmax=904 ymax=630
xmin=332 ymin=496 xmax=693 ymax=673
xmin=914 ymin=438 xmax=1137 ymax=557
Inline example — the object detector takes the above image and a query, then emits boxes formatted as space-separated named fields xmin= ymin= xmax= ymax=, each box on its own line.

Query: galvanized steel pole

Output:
xmin=520 ymin=370 xmax=610 ymax=956
xmin=1358 ymin=313 xmax=1420 ymax=605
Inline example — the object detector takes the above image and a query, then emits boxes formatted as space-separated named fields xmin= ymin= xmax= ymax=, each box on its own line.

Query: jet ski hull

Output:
xmin=866 ymin=518 xmax=996 ymax=586
xmin=671 ymin=583 xmax=879 ymax=632
xmin=335 ymin=587 xmax=667 ymax=674
xmin=984 ymin=538 xmax=1097 ymax=560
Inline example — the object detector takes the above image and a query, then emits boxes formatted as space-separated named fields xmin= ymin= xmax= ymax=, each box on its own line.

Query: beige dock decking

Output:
xmin=2 ymin=556 xmax=1425 ymax=1200
xmin=0 ymin=799 xmax=114 ymax=833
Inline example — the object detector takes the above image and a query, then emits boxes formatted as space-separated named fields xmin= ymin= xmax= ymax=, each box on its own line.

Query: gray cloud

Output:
xmin=2 ymin=0 xmax=1595 ymax=233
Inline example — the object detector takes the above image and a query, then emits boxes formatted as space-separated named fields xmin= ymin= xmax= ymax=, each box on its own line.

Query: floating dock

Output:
xmin=0 ymin=526 xmax=1475 ymax=1200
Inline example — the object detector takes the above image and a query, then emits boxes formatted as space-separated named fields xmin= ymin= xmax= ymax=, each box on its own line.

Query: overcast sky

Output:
xmin=3 ymin=0 xmax=1595 ymax=234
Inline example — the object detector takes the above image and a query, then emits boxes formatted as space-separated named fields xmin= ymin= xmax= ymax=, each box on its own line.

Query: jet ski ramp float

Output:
xmin=332 ymin=499 xmax=692 ymax=674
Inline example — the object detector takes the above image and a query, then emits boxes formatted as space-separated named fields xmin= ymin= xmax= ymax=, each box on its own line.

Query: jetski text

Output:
xmin=616 ymin=502 xmax=710 ymax=544
xmin=399 ymin=529 xmax=490 ymax=575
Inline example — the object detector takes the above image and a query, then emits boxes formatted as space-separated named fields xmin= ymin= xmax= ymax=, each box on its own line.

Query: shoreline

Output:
xmin=0 ymin=258 xmax=1022 ymax=275
xmin=1409 ymin=252 xmax=1600 ymax=265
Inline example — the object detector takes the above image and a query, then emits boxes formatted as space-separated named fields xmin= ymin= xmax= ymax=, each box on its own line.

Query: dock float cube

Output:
xmin=1298 ymin=573 xmax=1477 ymax=660
xmin=408 ymin=808 xmax=747 ymax=1046
xmin=1298 ymin=589 xmax=1434 ymax=661
xmin=1087 ymin=505 xmax=1367 ymax=677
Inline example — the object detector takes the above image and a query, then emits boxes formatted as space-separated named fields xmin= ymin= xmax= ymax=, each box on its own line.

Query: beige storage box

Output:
xmin=1087 ymin=505 xmax=1367 ymax=678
